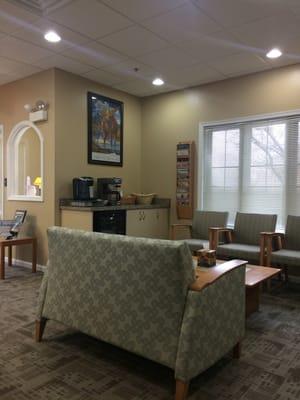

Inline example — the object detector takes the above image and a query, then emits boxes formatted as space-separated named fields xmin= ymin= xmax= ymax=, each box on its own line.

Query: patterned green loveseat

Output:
xmin=36 ymin=227 xmax=246 ymax=400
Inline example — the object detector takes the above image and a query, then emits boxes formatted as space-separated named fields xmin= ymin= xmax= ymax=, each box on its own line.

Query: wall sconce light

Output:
xmin=24 ymin=100 xmax=49 ymax=122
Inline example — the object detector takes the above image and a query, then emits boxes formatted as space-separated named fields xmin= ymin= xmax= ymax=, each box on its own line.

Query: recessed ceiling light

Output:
xmin=266 ymin=48 xmax=282 ymax=59
xmin=44 ymin=30 xmax=61 ymax=43
xmin=152 ymin=78 xmax=164 ymax=86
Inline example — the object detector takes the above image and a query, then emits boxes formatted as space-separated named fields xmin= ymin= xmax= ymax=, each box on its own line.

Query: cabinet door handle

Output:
xmin=143 ymin=211 xmax=145 ymax=220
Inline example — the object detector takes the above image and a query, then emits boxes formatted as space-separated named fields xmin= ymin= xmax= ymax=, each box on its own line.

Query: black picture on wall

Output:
xmin=87 ymin=91 xmax=123 ymax=166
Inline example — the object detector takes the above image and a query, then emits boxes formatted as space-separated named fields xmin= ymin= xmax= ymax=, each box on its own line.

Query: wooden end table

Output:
xmin=193 ymin=258 xmax=281 ymax=317
xmin=244 ymin=265 xmax=281 ymax=316
xmin=0 ymin=236 xmax=37 ymax=279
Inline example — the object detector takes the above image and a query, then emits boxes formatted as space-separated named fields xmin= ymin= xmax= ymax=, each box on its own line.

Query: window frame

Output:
xmin=198 ymin=109 xmax=300 ymax=228
xmin=7 ymin=120 xmax=44 ymax=202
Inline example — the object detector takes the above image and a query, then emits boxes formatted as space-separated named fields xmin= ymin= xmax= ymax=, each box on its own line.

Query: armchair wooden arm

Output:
xmin=209 ymin=227 xmax=233 ymax=250
xmin=171 ymin=223 xmax=192 ymax=240
xmin=260 ymin=232 xmax=285 ymax=266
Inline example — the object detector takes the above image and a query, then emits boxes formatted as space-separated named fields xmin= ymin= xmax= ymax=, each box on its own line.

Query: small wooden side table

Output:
xmin=0 ymin=237 xmax=37 ymax=279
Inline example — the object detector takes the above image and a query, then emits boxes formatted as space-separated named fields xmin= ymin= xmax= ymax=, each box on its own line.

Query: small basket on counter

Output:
xmin=120 ymin=195 xmax=136 ymax=205
xmin=132 ymin=193 xmax=156 ymax=205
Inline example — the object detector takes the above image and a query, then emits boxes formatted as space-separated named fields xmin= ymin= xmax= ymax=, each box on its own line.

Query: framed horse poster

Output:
xmin=87 ymin=92 xmax=124 ymax=166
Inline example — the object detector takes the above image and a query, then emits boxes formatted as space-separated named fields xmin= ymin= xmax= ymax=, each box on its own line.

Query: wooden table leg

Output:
xmin=32 ymin=238 xmax=37 ymax=273
xmin=0 ymin=244 xmax=5 ymax=279
xmin=8 ymin=245 xmax=12 ymax=267
xmin=246 ymin=284 xmax=260 ymax=317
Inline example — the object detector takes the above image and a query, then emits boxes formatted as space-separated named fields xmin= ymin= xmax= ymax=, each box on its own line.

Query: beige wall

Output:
xmin=54 ymin=69 xmax=142 ymax=224
xmin=0 ymin=69 xmax=55 ymax=265
xmin=0 ymin=68 xmax=142 ymax=265
xmin=141 ymin=64 xmax=300 ymax=222
xmin=2 ymin=63 xmax=300 ymax=265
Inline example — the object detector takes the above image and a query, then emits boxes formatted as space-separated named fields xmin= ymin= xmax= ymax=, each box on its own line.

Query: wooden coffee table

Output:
xmin=244 ymin=265 xmax=281 ymax=316
xmin=193 ymin=258 xmax=281 ymax=317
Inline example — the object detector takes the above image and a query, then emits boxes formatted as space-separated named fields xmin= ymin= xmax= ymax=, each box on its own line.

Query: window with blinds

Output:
xmin=202 ymin=114 xmax=300 ymax=228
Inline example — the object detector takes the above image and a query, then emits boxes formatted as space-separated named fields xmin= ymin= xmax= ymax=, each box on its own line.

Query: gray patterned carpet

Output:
xmin=0 ymin=265 xmax=300 ymax=400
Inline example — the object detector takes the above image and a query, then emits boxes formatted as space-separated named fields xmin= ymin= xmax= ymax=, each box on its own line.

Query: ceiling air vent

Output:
xmin=8 ymin=0 xmax=73 ymax=15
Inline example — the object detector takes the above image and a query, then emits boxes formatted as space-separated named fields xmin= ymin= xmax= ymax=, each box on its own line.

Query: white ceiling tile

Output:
xmin=163 ymin=64 xmax=226 ymax=86
xmin=101 ymin=0 xmax=187 ymax=22
xmin=209 ymin=52 xmax=269 ymax=76
xmin=289 ymin=3 xmax=300 ymax=16
xmin=136 ymin=46 xmax=199 ymax=71
xmin=113 ymin=78 xmax=180 ymax=96
xmin=231 ymin=14 xmax=300 ymax=50
xmin=99 ymin=26 xmax=168 ymax=57
xmin=48 ymin=0 xmax=132 ymax=39
xmin=278 ymin=35 xmax=300 ymax=62
xmin=265 ymin=57 xmax=299 ymax=70
xmin=101 ymin=59 xmax=155 ymax=80
xmin=81 ymin=68 xmax=123 ymax=86
xmin=0 ymin=0 xmax=39 ymax=34
xmin=63 ymin=41 xmax=126 ymax=68
xmin=0 ymin=59 xmax=42 ymax=84
xmin=12 ymin=17 xmax=90 ymax=52
xmin=0 ymin=56 xmax=42 ymax=75
xmin=194 ymin=0 xmax=291 ymax=29
xmin=177 ymin=30 xmax=244 ymax=63
xmin=0 ymin=72 xmax=18 ymax=85
xmin=0 ymin=0 xmax=299 ymax=95
xmin=33 ymin=54 xmax=92 ymax=74
xmin=141 ymin=2 xmax=220 ymax=43
xmin=0 ymin=35 xmax=53 ymax=63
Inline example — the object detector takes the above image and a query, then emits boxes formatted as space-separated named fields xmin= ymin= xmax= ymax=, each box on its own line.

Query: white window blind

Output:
xmin=202 ymin=114 xmax=300 ymax=228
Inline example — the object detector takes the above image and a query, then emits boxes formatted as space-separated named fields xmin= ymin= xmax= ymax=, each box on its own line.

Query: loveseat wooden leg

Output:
xmin=35 ymin=318 xmax=48 ymax=342
xmin=233 ymin=341 xmax=241 ymax=359
xmin=175 ymin=379 xmax=189 ymax=400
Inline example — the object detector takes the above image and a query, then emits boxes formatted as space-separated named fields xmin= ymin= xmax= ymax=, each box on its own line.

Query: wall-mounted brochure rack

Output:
xmin=176 ymin=141 xmax=195 ymax=219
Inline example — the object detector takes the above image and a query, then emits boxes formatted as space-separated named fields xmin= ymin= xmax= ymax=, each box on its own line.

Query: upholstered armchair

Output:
xmin=263 ymin=215 xmax=300 ymax=281
xmin=210 ymin=212 xmax=277 ymax=265
xmin=171 ymin=210 xmax=229 ymax=253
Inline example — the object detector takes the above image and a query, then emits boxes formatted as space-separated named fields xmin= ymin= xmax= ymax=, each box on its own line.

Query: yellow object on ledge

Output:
xmin=34 ymin=177 xmax=42 ymax=187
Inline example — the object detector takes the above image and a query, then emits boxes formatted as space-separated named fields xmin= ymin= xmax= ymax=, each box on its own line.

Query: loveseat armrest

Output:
xmin=260 ymin=232 xmax=285 ymax=266
xmin=209 ymin=227 xmax=233 ymax=249
xmin=189 ymin=259 xmax=247 ymax=291
xmin=175 ymin=261 xmax=246 ymax=382
xmin=171 ymin=223 xmax=192 ymax=240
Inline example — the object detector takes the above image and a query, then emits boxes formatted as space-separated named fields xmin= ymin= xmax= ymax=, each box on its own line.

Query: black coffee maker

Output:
xmin=97 ymin=178 xmax=122 ymax=205
xmin=73 ymin=177 xmax=94 ymax=200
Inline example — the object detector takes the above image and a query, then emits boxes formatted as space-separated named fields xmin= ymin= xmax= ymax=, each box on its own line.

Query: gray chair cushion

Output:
xmin=192 ymin=211 xmax=228 ymax=240
xmin=216 ymin=243 xmax=260 ymax=264
xmin=271 ymin=249 xmax=300 ymax=267
xmin=284 ymin=215 xmax=300 ymax=251
xmin=182 ymin=239 xmax=209 ymax=253
xmin=234 ymin=212 xmax=277 ymax=245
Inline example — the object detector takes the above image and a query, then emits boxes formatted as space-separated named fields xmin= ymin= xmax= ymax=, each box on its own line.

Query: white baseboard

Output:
xmin=5 ymin=256 xmax=46 ymax=272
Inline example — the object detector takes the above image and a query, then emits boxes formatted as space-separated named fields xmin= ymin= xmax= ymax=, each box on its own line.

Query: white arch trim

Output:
xmin=7 ymin=120 xmax=44 ymax=202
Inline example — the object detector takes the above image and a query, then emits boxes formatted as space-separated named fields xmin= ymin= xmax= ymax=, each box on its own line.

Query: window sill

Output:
xmin=8 ymin=195 xmax=43 ymax=202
